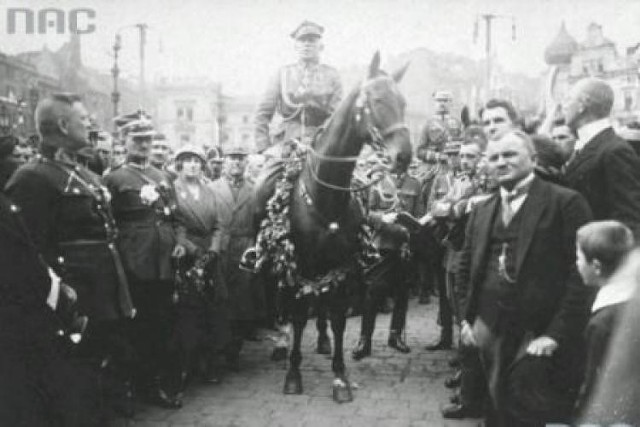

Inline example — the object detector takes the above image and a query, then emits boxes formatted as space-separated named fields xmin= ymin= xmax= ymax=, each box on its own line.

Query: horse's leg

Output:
xmin=316 ymin=298 xmax=332 ymax=355
xmin=283 ymin=298 xmax=308 ymax=395
xmin=329 ymin=293 xmax=353 ymax=403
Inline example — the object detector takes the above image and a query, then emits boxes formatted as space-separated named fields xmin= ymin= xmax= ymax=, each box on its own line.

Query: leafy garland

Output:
xmin=252 ymin=150 xmax=380 ymax=298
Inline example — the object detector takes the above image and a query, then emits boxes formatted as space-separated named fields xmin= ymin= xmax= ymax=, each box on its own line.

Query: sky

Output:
xmin=2 ymin=0 xmax=640 ymax=95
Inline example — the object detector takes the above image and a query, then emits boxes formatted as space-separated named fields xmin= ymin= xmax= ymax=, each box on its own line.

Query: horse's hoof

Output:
xmin=271 ymin=346 xmax=288 ymax=362
xmin=332 ymin=378 xmax=353 ymax=403
xmin=283 ymin=370 xmax=303 ymax=395
xmin=316 ymin=334 xmax=332 ymax=355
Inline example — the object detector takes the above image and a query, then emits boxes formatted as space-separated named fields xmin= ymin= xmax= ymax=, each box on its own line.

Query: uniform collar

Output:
xmin=575 ymin=118 xmax=611 ymax=151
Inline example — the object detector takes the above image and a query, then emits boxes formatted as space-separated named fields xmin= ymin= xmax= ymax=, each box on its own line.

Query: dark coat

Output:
xmin=104 ymin=164 xmax=177 ymax=282
xmin=564 ymin=127 xmax=640 ymax=237
xmin=0 ymin=192 xmax=101 ymax=426
xmin=210 ymin=177 xmax=265 ymax=321
xmin=5 ymin=157 xmax=134 ymax=320
xmin=458 ymin=177 xmax=593 ymax=345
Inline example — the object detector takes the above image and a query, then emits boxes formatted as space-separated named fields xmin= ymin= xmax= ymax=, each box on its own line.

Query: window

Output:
xmin=186 ymin=107 xmax=193 ymax=122
xmin=242 ymin=115 xmax=249 ymax=124
xmin=181 ymin=134 xmax=190 ymax=143
xmin=176 ymin=107 xmax=184 ymax=120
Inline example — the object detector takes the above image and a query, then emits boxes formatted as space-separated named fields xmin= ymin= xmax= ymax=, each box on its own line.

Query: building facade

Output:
xmin=544 ymin=22 xmax=640 ymax=124
xmin=152 ymin=77 xmax=220 ymax=151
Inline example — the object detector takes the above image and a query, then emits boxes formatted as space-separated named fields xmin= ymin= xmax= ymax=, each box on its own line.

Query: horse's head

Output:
xmin=354 ymin=52 xmax=412 ymax=173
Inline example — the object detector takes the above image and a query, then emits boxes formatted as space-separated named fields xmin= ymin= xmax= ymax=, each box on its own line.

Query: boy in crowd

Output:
xmin=575 ymin=220 xmax=635 ymax=412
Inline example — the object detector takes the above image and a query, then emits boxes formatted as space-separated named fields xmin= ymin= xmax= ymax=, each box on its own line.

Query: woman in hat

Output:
xmin=169 ymin=145 xmax=231 ymax=399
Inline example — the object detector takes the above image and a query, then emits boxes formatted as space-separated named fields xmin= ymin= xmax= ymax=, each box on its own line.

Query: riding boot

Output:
xmin=387 ymin=330 xmax=411 ymax=353
xmin=352 ymin=336 xmax=372 ymax=361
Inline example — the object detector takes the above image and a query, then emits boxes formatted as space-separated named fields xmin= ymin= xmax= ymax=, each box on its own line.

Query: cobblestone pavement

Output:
xmin=114 ymin=298 xmax=483 ymax=427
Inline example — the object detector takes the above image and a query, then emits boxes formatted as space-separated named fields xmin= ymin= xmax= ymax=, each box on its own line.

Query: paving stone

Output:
xmin=113 ymin=299 xmax=478 ymax=426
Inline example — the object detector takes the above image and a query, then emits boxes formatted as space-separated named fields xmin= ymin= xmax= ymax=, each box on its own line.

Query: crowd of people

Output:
xmin=3 ymin=19 xmax=640 ymax=427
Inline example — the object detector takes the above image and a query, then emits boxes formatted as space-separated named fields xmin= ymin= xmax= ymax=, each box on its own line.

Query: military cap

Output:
xmin=224 ymin=145 xmax=249 ymax=156
xmin=113 ymin=109 xmax=152 ymax=129
xmin=443 ymin=141 xmax=461 ymax=154
xmin=121 ymin=118 xmax=156 ymax=138
xmin=291 ymin=20 xmax=324 ymax=39
xmin=175 ymin=144 xmax=206 ymax=163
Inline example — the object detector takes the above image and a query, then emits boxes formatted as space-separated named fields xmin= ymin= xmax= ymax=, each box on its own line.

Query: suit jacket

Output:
xmin=564 ymin=127 xmax=640 ymax=237
xmin=458 ymin=177 xmax=593 ymax=344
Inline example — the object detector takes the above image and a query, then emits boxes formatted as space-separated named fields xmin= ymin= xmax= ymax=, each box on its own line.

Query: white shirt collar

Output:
xmin=575 ymin=118 xmax=612 ymax=152
xmin=499 ymin=173 xmax=535 ymax=214
xmin=499 ymin=172 xmax=535 ymax=201
xmin=592 ymin=252 xmax=638 ymax=312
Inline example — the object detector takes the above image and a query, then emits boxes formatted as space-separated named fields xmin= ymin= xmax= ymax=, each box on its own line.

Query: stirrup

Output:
xmin=239 ymin=247 xmax=259 ymax=272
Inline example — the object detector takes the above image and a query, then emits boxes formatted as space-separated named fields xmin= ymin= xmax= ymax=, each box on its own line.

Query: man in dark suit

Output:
xmin=564 ymin=77 xmax=640 ymax=236
xmin=458 ymin=130 xmax=593 ymax=426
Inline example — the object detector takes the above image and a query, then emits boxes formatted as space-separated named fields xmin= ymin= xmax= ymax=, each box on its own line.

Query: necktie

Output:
xmin=501 ymin=185 xmax=529 ymax=226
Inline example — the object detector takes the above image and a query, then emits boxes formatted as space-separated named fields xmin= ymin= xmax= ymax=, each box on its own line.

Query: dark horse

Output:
xmin=281 ymin=52 xmax=412 ymax=403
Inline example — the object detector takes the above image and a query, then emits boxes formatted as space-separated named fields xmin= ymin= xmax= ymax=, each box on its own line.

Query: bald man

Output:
xmin=564 ymin=78 xmax=640 ymax=237
xmin=457 ymin=130 xmax=592 ymax=425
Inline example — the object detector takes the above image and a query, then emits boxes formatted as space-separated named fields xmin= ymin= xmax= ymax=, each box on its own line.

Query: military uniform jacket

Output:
xmin=6 ymin=156 xmax=134 ymax=320
xmin=418 ymin=114 xmax=463 ymax=152
xmin=368 ymin=173 xmax=423 ymax=251
xmin=254 ymin=62 xmax=342 ymax=152
xmin=104 ymin=163 xmax=177 ymax=282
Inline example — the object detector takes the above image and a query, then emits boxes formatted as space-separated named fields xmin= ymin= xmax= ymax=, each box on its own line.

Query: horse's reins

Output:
xmin=305 ymin=76 xmax=409 ymax=194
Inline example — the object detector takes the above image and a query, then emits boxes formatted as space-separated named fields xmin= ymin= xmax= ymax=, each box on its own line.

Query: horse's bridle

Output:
xmin=306 ymin=77 xmax=409 ymax=193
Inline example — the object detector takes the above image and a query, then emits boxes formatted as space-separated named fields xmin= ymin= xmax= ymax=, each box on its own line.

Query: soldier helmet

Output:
xmin=291 ymin=20 xmax=324 ymax=39
xmin=175 ymin=144 xmax=206 ymax=163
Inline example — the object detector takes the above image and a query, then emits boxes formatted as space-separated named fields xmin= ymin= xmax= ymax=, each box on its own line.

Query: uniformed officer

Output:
xmin=254 ymin=20 xmax=342 ymax=154
xmin=418 ymin=90 xmax=464 ymax=153
xmin=103 ymin=112 xmax=181 ymax=408
xmin=5 ymin=93 xmax=135 ymax=419
xmin=352 ymin=155 xmax=424 ymax=360
xmin=0 ymin=186 xmax=102 ymax=426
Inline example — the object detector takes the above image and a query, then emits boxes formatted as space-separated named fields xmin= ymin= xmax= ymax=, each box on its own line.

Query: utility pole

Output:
xmin=474 ymin=14 xmax=516 ymax=99
xmin=136 ymin=23 xmax=148 ymax=107
xmin=111 ymin=33 xmax=121 ymax=121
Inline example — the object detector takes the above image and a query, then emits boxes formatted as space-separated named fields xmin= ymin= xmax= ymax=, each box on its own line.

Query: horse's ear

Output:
xmin=461 ymin=106 xmax=470 ymax=128
xmin=392 ymin=61 xmax=410 ymax=83
xmin=368 ymin=51 xmax=381 ymax=78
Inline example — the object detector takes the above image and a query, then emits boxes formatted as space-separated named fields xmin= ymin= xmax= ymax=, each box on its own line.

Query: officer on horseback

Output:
xmin=254 ymin=20 xmax=343 ymax=155
xmin=249 ymin=20 xmax=344 ymax=268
